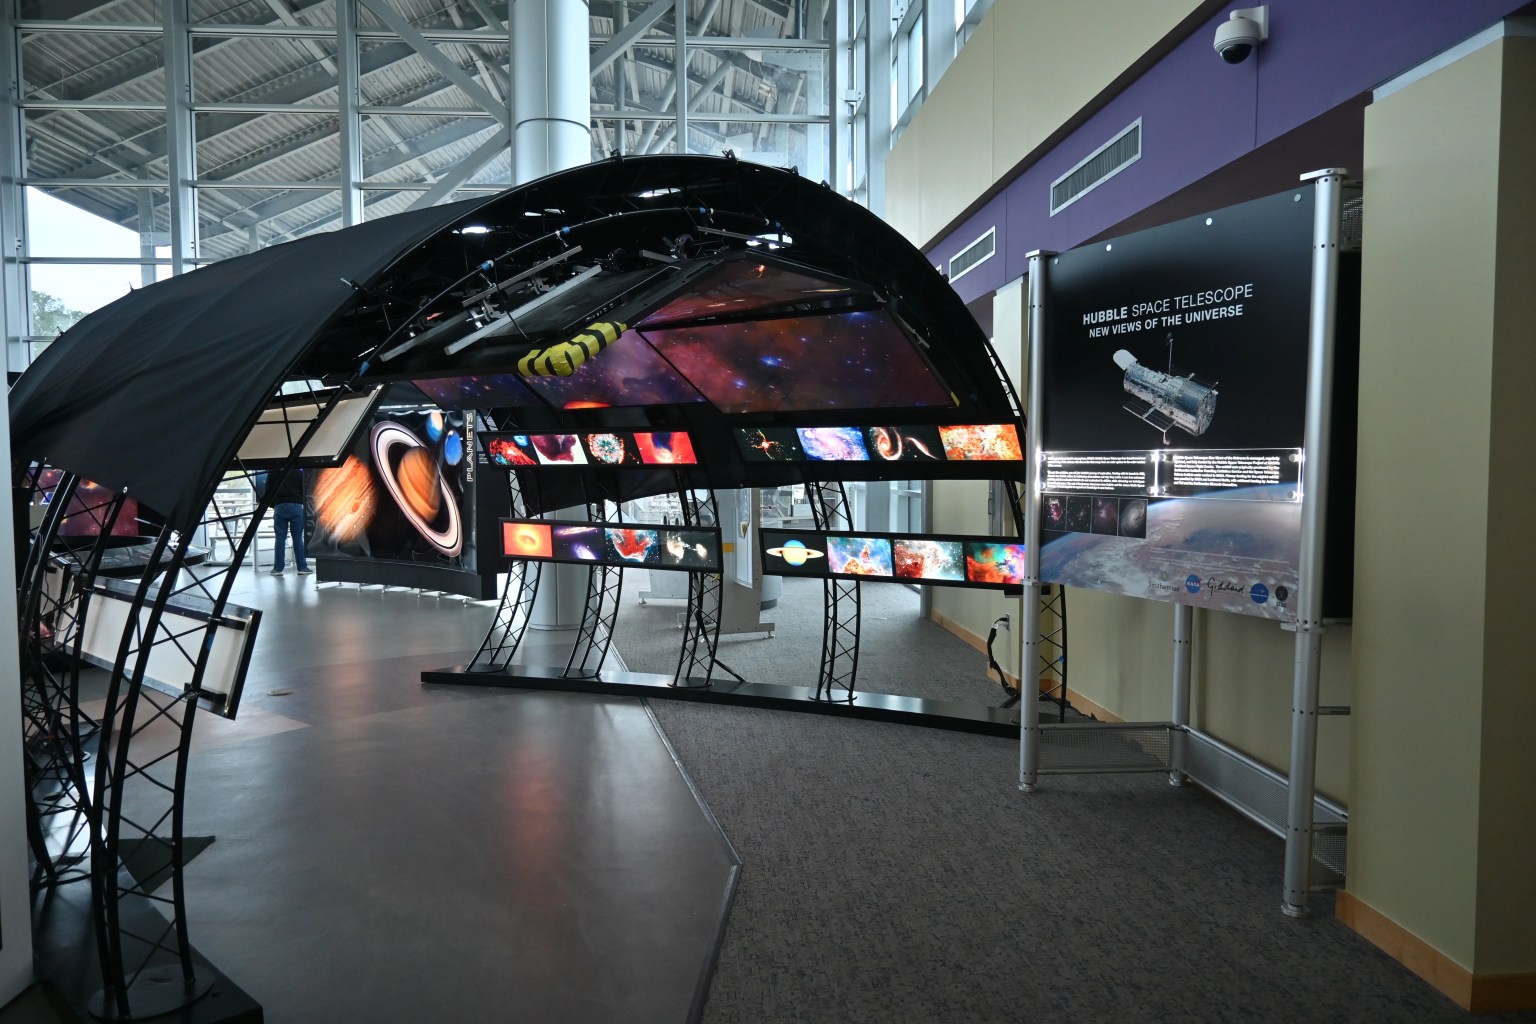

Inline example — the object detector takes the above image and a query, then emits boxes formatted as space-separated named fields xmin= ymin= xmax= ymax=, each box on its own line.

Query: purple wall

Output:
xmin=926 ymin=0 xmax=1528 ymax=306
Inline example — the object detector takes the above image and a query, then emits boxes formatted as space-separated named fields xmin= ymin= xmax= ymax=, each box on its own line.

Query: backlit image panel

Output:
xmin=640 ymin=260 xmax=863 ymax=325
xmin=605 ymin=528 xmax=661 ymax=564
xmin=635 ymin=431 xmax=697 ymax=465
xmin=893 ymin=539 xmax=965 ymax=582
xmin=531 ymin=434 xmax=587 ymax=465
xmin=502 ymin=521 xmax=552 ymax=559
xmin=826 ymin=535 xmax=893 ymax=577
xmin=643 ymin=310 xmax=954 ymax=414
xmin=659 ymin=529 xmax=721 ymax=570
xmin=736 ymin=427 xmax=803 ymax=462
xmin=520 ymin=332 xmax=705 ymax=409
xmin=797 ymin=426 xmax=869 ymax=461
xmin=552 ymin=524 xmax=604 ymax=562
xmin=865 ymin=425 xmax=944 ymax=461
xmin=486 ymin=434 xmax=539 ymax=467
xmin=583 ymin=432 xmax=641 ymax=465
xmin=760 ymin=529 xmax=827 ymax=576
xmin=965 ymin=542 xmax=1027 ymax=585
xmin=938 ymin=423 xmax=1024 ymax=461
xmin=415 ymin=374 xmax=541 ymax=410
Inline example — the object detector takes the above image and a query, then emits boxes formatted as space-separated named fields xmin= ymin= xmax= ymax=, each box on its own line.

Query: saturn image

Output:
xmin=766 ymin=538 xmax=824 ymax=567
xmin=370 ymin=420 xmax=463 ymax=558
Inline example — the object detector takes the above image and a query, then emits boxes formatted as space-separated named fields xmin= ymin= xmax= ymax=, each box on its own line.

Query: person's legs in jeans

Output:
xmin=271 ymin=502 xmax=299 ymax=573
xmin=292 ymin=505 xmax=310 ymax=572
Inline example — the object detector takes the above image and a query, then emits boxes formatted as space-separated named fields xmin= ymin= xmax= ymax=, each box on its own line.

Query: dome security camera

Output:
xmin=1214 ymin=5 xmax=1269 ymax=64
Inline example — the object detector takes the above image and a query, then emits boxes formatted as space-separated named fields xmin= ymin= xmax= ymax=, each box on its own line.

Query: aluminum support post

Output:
xmin=1282 ymin=168 xmax=1346 ymax=918
xmin=672 ymin=0 xmax=687 ymax=153
xmin=336 ymin=0 xmax=363 ymax=226
xmin=163 ymin=0 xmax=197 ymax=274
xmin=1170 ymin=603 xmax=1192 ymax=786
xmin=1019 ymin=251 xmax=1052 ymax=792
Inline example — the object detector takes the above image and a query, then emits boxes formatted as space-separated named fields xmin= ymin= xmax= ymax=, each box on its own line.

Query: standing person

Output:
xmin=263 ymin=468 xmax=313 ymax=576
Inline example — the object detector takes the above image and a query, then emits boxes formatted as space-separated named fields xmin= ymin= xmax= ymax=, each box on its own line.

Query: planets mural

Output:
xmin=370 ymin=421 xmax=462 ymax=558
xmin=313 ymin=454 xmax=379 ymax=545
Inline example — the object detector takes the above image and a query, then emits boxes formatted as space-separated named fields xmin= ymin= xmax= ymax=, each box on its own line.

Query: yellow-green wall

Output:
xmin=885 ymin=0 xmax=1201 ymax=246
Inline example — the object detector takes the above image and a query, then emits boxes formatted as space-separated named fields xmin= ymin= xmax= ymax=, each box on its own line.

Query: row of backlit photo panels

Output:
xmin=501 ymin=519 xmax=1025 ymax=590
xmin=483 ymin=423 xmax=1023 ymax=468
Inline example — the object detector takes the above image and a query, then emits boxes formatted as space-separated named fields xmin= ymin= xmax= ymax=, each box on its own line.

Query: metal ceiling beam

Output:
xmin=587 ymin=0 xmax=671 ymax=76
xmin=357 ymin=0 xmax=509 ymax=126
xmin=404 ymin=122 xmax=508 ymax=209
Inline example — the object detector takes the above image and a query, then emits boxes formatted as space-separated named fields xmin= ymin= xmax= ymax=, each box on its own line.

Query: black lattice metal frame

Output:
xmin=672 ymin=485 xmax=724 ymax=689
xmin=14 ymin=381 xmax=340 ymax=1020
xmin=469 ymin=418 xmax=541 ymax=672
xmin=562 ymin=498 xmax=623 ymax=679
xmin=807 ymin=481 xmax=859 ymax=703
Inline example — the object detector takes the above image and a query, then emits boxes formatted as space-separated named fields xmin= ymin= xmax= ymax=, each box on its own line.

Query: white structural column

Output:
xmin=1 ymin=8 xmax=29 ymax=370
xmin=513 ymin=0 xmax=592 ymax=182
xmin=163 ymin=0 xmax=197 ymax=274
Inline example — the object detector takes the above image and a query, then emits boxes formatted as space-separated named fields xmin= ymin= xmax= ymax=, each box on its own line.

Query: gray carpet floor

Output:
xmin=612 ymin=574 xmax=1016 ymax=707
xmin=645 ymin=699 xmax=1536 ymax=1024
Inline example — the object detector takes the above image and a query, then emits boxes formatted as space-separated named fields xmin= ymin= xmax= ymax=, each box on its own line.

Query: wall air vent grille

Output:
xmin=947 ymin=226 xmax=996 ymax=283
xmin=1050 ymin=119 xmax=1142 ymax=216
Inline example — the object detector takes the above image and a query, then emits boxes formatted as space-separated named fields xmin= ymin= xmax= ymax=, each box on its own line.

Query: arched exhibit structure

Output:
xmin=8 ymin=154 xmax=1029 ymax=1019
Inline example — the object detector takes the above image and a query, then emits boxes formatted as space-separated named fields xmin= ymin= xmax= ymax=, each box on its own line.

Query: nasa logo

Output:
xmin=1250 ymin=583 xmax=1269 ymax=604
xmin=1185 ymin=574 xmax=1201 ymax=594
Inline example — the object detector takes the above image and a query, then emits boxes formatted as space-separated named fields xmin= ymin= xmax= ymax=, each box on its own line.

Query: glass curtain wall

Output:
xmin=1 ymin=0 xmax=965 ymax=371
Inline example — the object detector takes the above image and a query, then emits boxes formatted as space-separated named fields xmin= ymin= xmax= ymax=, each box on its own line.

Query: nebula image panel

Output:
xmin=660 ymin=529 xmax=720 ymax=570
xmin=938 ymin=424 xmax=1024 ymax=461
xmin=826 ymin=535 xmax=894 ymax=577
xmin=642 ymin=310 xmax=954 ymax=414
xmin=1042 ymin=495 xmax=1067 ymax=531
xmin=965 ymin=542 xmax=1027 ymax=585
xmin=1092 ymin=496 xmax=1120 ymax=535
xmin=640 ymin=260 xmax=860 ymax=326
xmin=531 ymin=434 xmax=587 ymax=465
xmin=414 ymin=374 xmax=539 ymax=410
xmin=798 ymin=426 xmax=869 ymax=461
xmin=865 ymin=425 xmax=943 ymax=461
xmin=1065 ymin=495 xmax=1091 ymax=532
xmin=503 ymin=521 xmax=552 ymax=559
xmin=552 ymin=525 xmax=603 ymax=562
xmin=761 ymin=531 xmax=826 ymax=575
xmin=1119 ymin=498 xmax=1148 ymax=539
xmin=893 ymin=539 xmax=964 ymax=582
xmin=487 ymin=435 xmax=538 ymax=467
xmin=736 ymin=427 xmax=803 ymax=461
xmin=521 ymin=332 xmax=705 ymax=408
xmin=584 ymin=432 xmax=640 ymax=465
xmin=605 ymin=528 xmax=660 ymax=564
xmin=635 ymin=431 xmax=697 ymax=464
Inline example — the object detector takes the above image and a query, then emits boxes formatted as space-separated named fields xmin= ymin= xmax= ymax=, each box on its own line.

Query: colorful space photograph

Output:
xmin=893 ymin=539 xmax=965 ymax=582
xmin=938 ymin=423 xmax=1024 ymax=461
xmin=826 ymin=535 xmax=894 ymax=577
xmin=965 ymin=542 xmax=1027 ymax=585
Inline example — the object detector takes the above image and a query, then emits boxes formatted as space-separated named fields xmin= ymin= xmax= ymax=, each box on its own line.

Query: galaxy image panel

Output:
xmin=552 ymin=525 xmax=603 ymax=562
xmin=641 ymin=310 xmax=954 ymax=414
xmin=635 ymin=431 xmax=697 ymax=464
xmin=503 ymin=521 xmax=552 ymax=559
xmin=583 ymin=432 xmax=640 ymax=465
xmin=737 ymin=427 xmax=804 ymax=462
xmin=531 ymin=433 xmax=587 ymax=465
xmin=640 ymin=260 xmax=862 ymax=326
xmin=893 ymin=539 xmax=964 ymax=582
xmin=938 ymin=423 xmax=1024 ymax=461
xmin=520 ymin=332 xmax=705 ymax=409
xmin=1119 ymin=498 xmax=1148 ymax=539
xmin=826 ymin=535 xmax=894 ymax=577
xmin=1042 ymin=495 xmax=1067 ymax=531
xmin=761 ymin=531 xmax=826 ymax=575
xmin=865 ymin=425 xmax=943 ymax=461
xmin=965 ymin=542 xmax=1027 ymax=585
xmin=414 ymin=374 xmax=540 ymax=410
xmin=1065 ymin=495 xmax=1092 ymax=532
xmin=605 ymin=528 xmax=661 ymax=564
xmin=1092 ymin=497 xmax=1120 ymax=535
xmin=659 ymin=529 xmax=720 ymax=570
xmin=486 ymin=434 xmax=538 ymax=467
xmin=798 ymin=426 xmax=869 ymax=461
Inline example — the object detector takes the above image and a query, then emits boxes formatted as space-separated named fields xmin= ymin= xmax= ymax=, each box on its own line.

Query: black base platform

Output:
xmin=422 ymin=664 xmax=1026 ymax=736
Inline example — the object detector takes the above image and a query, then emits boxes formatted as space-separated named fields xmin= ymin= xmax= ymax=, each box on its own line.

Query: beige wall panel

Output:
xmin=885 ymin=118 xmax=927 ymax=244
xmin=916 ymin=25 xmax=994 ymax=241
xmin=1474 ymin=35 xmax=1536 ymax=977
xmin=1349 ymin=41 xmax=1506 ymax=969
xmin=989 ymin=0 xmax=1202 ymax=181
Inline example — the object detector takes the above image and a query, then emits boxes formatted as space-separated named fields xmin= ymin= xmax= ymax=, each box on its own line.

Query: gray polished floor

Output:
xmin=168 ymin=570 xmax=738 ymax=1023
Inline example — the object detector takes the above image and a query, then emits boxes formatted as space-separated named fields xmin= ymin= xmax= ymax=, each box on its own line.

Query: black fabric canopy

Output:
xmin=9 ymin=195 xmax=496 ymax=529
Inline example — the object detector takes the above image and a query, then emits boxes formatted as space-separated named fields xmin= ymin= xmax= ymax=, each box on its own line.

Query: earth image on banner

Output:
xmin=1038 ymin=484 xmax=1301 ymax=621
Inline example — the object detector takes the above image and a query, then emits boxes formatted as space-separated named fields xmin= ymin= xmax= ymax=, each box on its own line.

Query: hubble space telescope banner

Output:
xmin=1038 ymin=188 xmax=1316 ymax=621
